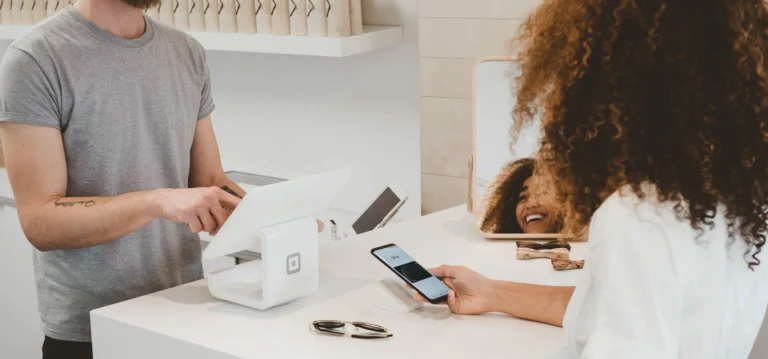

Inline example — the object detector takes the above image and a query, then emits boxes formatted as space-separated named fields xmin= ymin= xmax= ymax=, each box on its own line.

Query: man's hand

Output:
xmin=150 ymin=187 xmax=241 ymax=235
xmin=413 ymin=265 xmax=495 ymax=315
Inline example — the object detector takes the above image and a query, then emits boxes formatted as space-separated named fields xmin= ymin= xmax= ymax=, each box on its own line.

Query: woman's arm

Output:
xmin=489 ymin=281 xmax=574 ymax=327
xmin=414 ymin=265 xmax=574 ymax=327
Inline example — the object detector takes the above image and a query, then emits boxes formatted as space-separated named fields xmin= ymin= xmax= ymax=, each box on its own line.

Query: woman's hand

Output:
xmin=413 ymin=265 xmax=496 ymax=315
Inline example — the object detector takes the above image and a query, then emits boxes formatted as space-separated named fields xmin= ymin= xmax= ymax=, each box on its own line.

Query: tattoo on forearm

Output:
xmin=54 ymin=199 xmax=96 ymax=208
xmin=220 ymin=185 xmax=243 ymax=199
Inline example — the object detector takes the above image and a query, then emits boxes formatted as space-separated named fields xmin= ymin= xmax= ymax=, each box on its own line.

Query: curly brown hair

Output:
xmin=511 ymin=0 xmax=768 ymax=266
xmin=480 ymin=158 xmax=536 ymax=233
xmin=479 ymin=158 xmax=564 ymax=234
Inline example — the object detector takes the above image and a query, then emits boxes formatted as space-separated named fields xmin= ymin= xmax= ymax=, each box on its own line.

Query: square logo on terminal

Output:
xmin=287 ymin=253 xmax=301 ymax=275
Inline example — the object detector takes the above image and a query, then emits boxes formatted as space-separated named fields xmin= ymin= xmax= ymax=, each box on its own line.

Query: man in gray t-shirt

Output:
xmin=0 ymin=0 xmax=247 ymax=357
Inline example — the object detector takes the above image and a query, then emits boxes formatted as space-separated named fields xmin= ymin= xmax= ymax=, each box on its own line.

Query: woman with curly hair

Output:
xmin=479 ymin=158 xmax=562 ymax=234
xmin=416 ymin=0 xmax=768 ymax=357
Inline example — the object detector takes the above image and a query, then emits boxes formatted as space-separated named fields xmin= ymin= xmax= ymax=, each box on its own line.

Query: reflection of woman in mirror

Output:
xmin=480 ymin=158 xmax=562 ymax=234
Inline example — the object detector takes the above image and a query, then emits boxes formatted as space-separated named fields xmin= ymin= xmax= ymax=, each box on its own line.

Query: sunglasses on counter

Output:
xmin=309 ymin=320 xmax=393 ymax=340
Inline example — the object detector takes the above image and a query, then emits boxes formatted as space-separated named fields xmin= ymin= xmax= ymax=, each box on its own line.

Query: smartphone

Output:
xmin=370 ymin=244 xmax=450 ymax=304
xmin=352 ymin=186 xmax=408 ymax=235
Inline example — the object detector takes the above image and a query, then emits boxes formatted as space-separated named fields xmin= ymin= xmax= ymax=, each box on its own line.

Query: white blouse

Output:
xmin=553 ymin=187 xmax=768 ymax=359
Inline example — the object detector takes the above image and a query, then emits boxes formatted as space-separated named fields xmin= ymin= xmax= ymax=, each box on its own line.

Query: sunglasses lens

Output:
xmin=354 ymin=323 xmax=387 ymax=333
xmin=314 ymin=321 xmax=345 ymax=330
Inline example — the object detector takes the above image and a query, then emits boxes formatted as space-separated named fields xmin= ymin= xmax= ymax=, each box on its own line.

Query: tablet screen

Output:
xmin=352 ymin=187 xmax=401 ymax=234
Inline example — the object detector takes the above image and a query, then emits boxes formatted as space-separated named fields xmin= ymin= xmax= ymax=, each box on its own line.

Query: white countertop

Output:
xmin=91 ymin=206 xmax=586 ymax=359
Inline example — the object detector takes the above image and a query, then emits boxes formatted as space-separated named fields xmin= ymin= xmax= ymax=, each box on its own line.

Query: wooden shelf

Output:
xmin=0 ymin=25 xmax=403 ymax=57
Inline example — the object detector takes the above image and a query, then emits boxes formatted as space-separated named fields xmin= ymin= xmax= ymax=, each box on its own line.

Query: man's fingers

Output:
xmin=214 ymin=187 xmax=242 ymax=208
xmin=317 ymin=220 xmax=324 ymax=233
xmin=187 ymin=217 xmax=204 ymax=233
xmin=198 ymin=211 xmax=217 ymax=233
xmin=210 ymin=204 xmax=230 ymax=236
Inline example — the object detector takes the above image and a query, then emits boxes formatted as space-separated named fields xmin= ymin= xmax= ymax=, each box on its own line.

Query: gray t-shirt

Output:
xmin=0 ymin=7 xmax=214 ymax=342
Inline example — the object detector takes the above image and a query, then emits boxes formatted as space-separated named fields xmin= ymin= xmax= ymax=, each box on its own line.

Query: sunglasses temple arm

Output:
xmin=351 ymin=334 xmax=394 ymax=339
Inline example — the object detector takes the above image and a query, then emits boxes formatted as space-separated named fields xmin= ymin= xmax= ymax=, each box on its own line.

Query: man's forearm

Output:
xmin=488 ymin=281 xmax=575 ymax=327
xmin=21 ymin=191 xmax=160 ymax=251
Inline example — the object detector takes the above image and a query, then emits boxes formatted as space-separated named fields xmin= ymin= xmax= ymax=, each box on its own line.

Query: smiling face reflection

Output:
xmin=480 ymin=158 xmax=563 ymax=235
xmin=515 ymin=177 xmax=559 ymax=234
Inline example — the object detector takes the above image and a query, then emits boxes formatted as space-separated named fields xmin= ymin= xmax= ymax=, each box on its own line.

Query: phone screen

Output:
xmin=372 ymin=245 xmax=450 ymax=301
xmin=353 ymin=188 xmax=401 ymax=234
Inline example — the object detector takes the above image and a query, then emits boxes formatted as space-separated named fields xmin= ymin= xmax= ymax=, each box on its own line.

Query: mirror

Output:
xmin=470 ymin=57 xmax=568 ymax=240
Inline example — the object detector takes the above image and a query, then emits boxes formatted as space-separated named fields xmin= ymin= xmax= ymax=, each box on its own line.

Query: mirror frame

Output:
xmin=468 ymin=56 xmax=575 ymax=241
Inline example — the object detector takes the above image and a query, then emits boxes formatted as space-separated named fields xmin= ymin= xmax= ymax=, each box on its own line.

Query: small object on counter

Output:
xmin=516 ymin=240 xmax=571 ymax=260
xmin=551 ymin=259 xmax=585 ymax=271
xmin=330 ymin=219 xmax=338 ymax=240
xmin=517 ymin=247 xmax=569 ymax=260
xmin=516 ymin=240 xmax=571 ymax=251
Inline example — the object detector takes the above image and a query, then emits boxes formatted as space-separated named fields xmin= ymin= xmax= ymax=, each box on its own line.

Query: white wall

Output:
xmin=209 ymin=0 xmax=421 ymax=218
xmin=418 ymin=0 xmax=533 ymax=213
xmin=0 ymin=205 xmax=43 ymax=359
